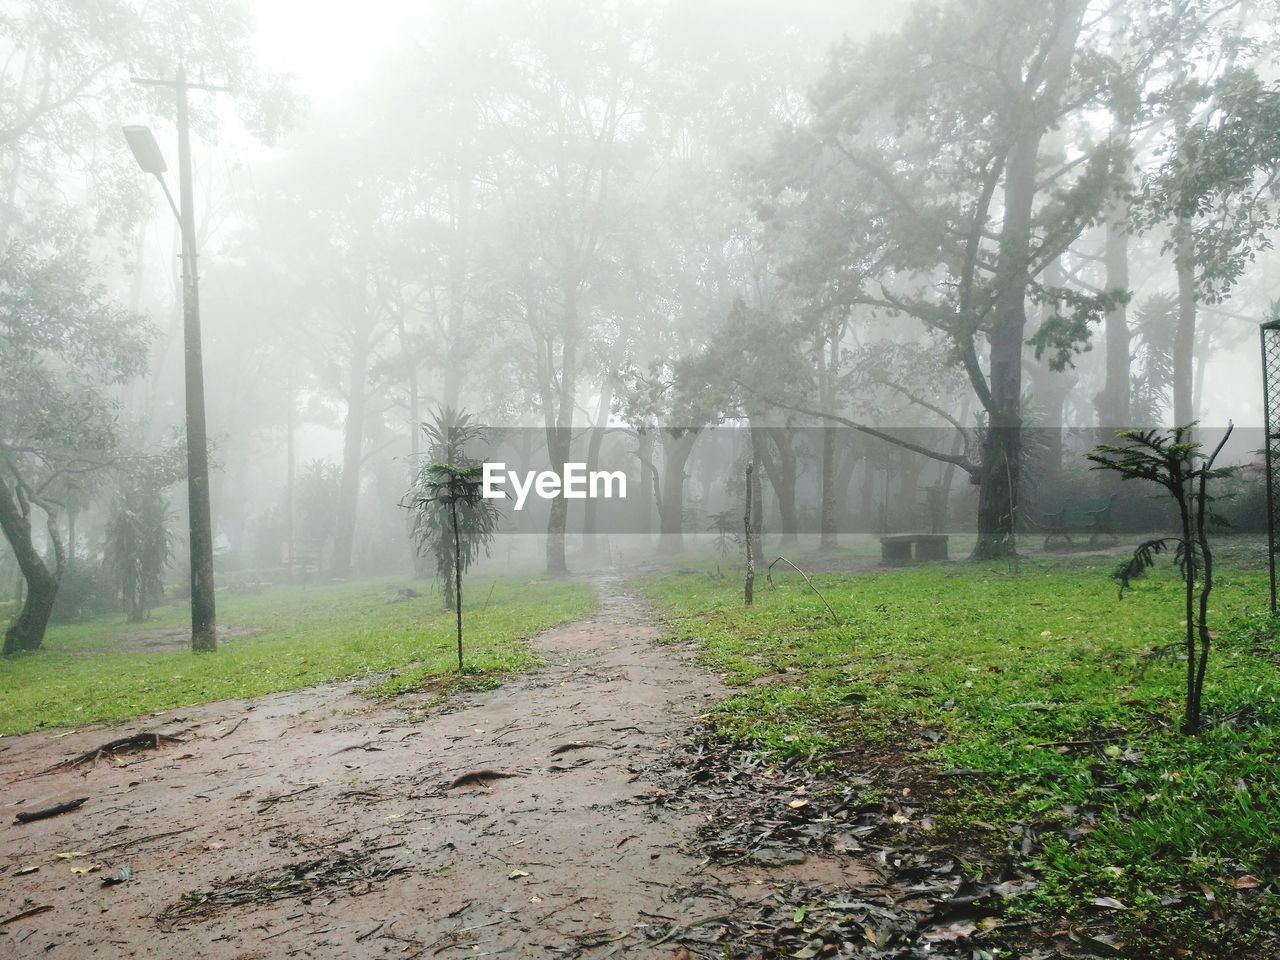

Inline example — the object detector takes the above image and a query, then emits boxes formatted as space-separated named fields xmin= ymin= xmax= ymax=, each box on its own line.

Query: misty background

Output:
xmin=4 ymin=0 xmax=1279 ymax=629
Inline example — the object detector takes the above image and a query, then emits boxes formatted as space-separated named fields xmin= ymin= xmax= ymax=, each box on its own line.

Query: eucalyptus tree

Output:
xmin=765 ymin=0 xmax=1124 ymax=558
xmin=1135 ymin=3 xmax=1280 ymax=425
xmin=250 ymin=118 xmax=412 ymax=578
xmin=470 ymin=0 xmax=656 ymax=574
xmin=0 ymin=218 xmax=150 ymax=653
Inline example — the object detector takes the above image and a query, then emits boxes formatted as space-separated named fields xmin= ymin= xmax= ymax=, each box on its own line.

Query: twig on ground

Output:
xmin=13 ymin=797 xmax=89 ymax=824
xmin=766 ymin=557 xmax=842 ymax=625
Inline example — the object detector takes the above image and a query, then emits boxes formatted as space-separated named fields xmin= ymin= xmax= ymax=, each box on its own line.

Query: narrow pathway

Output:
xmin=0 ymin=576 xmax=758 ymax=957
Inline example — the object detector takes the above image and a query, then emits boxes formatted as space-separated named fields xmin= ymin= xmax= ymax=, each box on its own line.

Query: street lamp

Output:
xmin=123 ymin=126 xmax=180 ymax=222
xmin=123 ymin=99 xmax=218 ymax=653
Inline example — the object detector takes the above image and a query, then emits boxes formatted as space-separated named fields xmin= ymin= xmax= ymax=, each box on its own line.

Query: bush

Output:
xmin=49 ymin=565 xmax=109 ymax=624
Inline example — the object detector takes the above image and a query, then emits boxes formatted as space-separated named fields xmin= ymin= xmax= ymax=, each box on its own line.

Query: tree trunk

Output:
xmin=893 ymin=450 xmax=927 ymax=521
xmin=0 ymin=476 xmax=58 ymax=655
xmin=331 ymin=337 xmax=369 ymax=578
xmin=444 ymin=173 xmax=471 ymax=409
xmin=545 ymin=283 xmax=579 ymax=576
xmin=972 ymin=2 xmax=1084 ymax=559
xmin=636 ymin=428 xmax=653 ymax=538
xmin=762 ymin=428 xmax=799 ymax=544
xmin=1097 ymin=203 xmax=1132 ymax=430
xmin=744 ymin=463 xmax=755 ymax=606
xmin=657 ymin=429 xmax=699 ymax=554
xmin=749 ymin=423 xmax=766 ymax=563
xmin=974 ymin=130 xmax=1036 ymax=559
xmin=581 ymin=384 xmax=613 ymax=554
xmin=1029 ymin=259 xmax=1077 ymax=485
xmin=452 ymin=499 xmax=464 ymax=672
xmin=545 ymin=424 xmax=571 ymax=574
xmin=1097 ymin=9 xmax=1132 ymax=430
xmin=1173 ymin=218 xmax=1196 ymax=428
xmin=818 ymin=333 xmax=839 ymax=551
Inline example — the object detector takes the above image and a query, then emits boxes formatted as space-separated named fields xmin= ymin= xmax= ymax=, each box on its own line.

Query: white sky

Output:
xmin=250 ymin=0 xmax=424 ymax=105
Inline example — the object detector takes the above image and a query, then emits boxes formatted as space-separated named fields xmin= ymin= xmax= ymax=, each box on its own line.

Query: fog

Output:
xmin=4 ymin=0 xmax=1280 ymax=651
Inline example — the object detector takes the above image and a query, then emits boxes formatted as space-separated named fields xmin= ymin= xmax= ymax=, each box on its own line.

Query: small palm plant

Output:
xmin=1087 ymin=423 xmax=1234 ymax=734
xmin=415 ymin=408 xmax=488 ymax=609
xmin=707 ymin=509 xmax=737 ymax=558
xmin=406 ymin=409 xmax=499 ymax=671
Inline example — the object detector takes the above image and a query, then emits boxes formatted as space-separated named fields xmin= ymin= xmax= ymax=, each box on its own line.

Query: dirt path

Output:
xmin=0 ymin=576 xmax=863 ymax=958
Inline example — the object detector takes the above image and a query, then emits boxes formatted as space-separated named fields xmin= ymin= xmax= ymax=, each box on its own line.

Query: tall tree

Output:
xmin=766 ymin=0 xmax=1121 ymax=557
xmin=480 ymin=4 xmax=651 ymax=573
xmin=0 ymin=217 xmax=150 ymax=652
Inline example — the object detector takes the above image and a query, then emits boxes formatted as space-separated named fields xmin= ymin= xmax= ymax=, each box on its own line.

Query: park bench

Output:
xmin=880 ymin=533 xmax=949 ymax=566
xmin=1038 ymin=493 xmax=1119 ymax=550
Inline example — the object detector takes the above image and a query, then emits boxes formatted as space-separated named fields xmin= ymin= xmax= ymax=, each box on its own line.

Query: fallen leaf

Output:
xmin=508 ymin=869 xmax=529 ymax=880
xmin=54 ymin=851 xmax=88 ymax=860
xmin=1234 ymin=874 xmax=1260 ymax=889
xmin=1091 ymin=895 xmax=1126 ymax=910
xmin=788 ymin=799 xmax=809 ymax=810
xmin=15 ymin=865 xmax=38 ymax=876
xmin=924 ymin=920 xmax=976 ymax=942
xmin=70 ymin=864 xmax=102 ymax=874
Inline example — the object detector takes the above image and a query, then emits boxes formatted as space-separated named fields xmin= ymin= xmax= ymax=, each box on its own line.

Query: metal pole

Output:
xmin=286 ymin=369 xmax=295 ymax=583
xmin=175 ymin=64 xmax=218 ymax=651
xmin=1261 ymin=321 xmax=1279 ymax=614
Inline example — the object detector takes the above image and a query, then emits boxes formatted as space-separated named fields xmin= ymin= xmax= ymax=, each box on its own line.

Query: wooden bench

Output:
xmin=1040 ymin=493 xmax=1119 ymax=550
xmin=880 ymin=533 xmax=949 ymax=566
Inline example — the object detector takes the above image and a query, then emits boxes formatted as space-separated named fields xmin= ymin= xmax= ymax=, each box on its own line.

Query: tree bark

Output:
xmin=444 ymin=173 xmax=471 ymax=409
xmin=636 ymin=428 xmax=653 ymax=538
xmin=972 ymin=2 xmax=1085 ymax=559
xmin=331 ymin=334 xmax=369 ymax=578
xmin=544 ymin=282 xmax=579 ymax=576
xmin=657 ymin=429 xmax=699 ymax=554
xmin=0 ymin=475 xmax=58 ymax=655
xmin=749 ymin=423 xmax=766 ymax=564
xmin=974 ymin=128 xmax=1036 ymax=559
xmin=581 ymin=384 xmax=613 ymax=554
xmin=743 ymin=463 xmax=755 ymax=606
xmin=761 ymin=428 xmax=799 ymax=545
xmin=1173 ymin=217 xmax=1196 ymax=427
xmin=452 ymin=498 xmax=463 ymax=672
xmin=1097 ymin=8 xmax=1132 ymax=430
xmin=1098 ymin=195 xmax=1132 ymax=428
xmin=818 ymin=333 xmax=840 ymax=551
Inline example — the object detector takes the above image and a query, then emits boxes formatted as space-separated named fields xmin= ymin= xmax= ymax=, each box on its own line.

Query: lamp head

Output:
xmin=123 ymin=125 xmax=167 ymax=176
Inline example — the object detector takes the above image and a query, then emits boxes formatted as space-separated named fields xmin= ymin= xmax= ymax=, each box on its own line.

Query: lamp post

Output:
xmin=123 ymin=66 xmax=218 ymax=653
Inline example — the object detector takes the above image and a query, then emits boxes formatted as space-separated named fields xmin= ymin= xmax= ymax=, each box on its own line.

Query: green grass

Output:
xmin=643 ymin=552 xmax=1280 ymax=955
xmin=0 ymin=576 xmax=594 ymax=735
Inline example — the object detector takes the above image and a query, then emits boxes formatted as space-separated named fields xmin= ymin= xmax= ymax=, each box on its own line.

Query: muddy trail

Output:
xmin=0 ymin=576 xmax=882 ymax=959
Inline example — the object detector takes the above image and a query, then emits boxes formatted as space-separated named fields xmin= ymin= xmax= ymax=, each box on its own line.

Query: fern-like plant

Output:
xmin=706 ymin=509 xmax=737 ymax=558
xmin=1087 ymin=423 xmax=1234 ymax=733
xmin=406 ymin=409 xmax=499 ymax=671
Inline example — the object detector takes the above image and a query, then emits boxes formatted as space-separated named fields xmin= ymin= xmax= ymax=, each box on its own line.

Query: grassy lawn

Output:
xmin=643 ymin=549 xmax=1280 ymax=955
xmin=0 ymin=576 xmax=595 ymax=735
